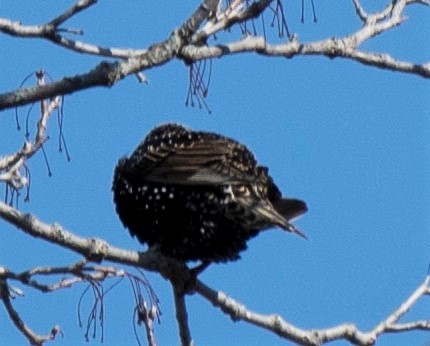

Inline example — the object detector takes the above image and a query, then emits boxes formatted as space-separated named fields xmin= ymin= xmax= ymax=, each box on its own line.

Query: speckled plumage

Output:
xmin=112 ymin=124 xmax=307 ymax=262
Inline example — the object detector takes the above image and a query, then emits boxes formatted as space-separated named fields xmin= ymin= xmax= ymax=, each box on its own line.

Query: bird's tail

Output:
xmin=248 ymin=198 xmax=307 ymax=238
xmin=273 ymin=198 xmax=308 ymax=239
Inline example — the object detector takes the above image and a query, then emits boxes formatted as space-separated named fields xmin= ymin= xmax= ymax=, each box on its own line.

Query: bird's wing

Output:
xmin=124 ymin=136 xmax=259 ymax=185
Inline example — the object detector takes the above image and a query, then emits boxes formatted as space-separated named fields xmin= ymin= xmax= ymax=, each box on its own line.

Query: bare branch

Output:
xmin=185 ymin=0 xmax=429 ymax=79
xmin=1 ymin=261 xmax=163 ymax=344
xmin=385 ymin=320 xmax=430 ymax=332
xmin=172 ymin=284 xmax=193 ymax=346
xmin=0 ymin=0 xmax=220 ymax=111
xmin=35 ymin=72 xmax=61 ymax=145
xmin=351 ymin=0 xmax=369 ymax=22
xmin=0 ymin=62 xmax=119 ymax=111
xmin=182 ymin=35 xmax=430 ymax=79
xmin=0 ymin=0 xmax=144 ymax=58
xmin=370 ymin=276 xmax=430 ymax=337
xmin=0 ymin=280 xmax=62 ymax=345
xmin=1 ymin=195 xmax=429 ymax=345
xmin=193 ymin=0 xmax=272 ymax=42
xmin=0 ymin=0 xmax=427 ymax=111
xmin=0 ymin=200 xmax=136 ymax=264
xmin=134 ymin=299 xmax=158 ymax=346
xmin=195 ymin=276 xmax=430 ymax=345
xmin=0 ymin=71 xmax=62 ymax=201
xmin=0 ymin=261 xmax=129 ymax=293
xmin=0 ymin=17 xmax=147 ymax=58
xmin=0 ymin=200 xmax=201 ymax=279
xmin=0 ymin=1 xmax=429 ymax=344
xmin=47 ymin=0 xmax=97 ymax=28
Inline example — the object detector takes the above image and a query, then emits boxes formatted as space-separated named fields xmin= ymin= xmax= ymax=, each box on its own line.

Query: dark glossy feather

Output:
xmin=113 ymin=123 xmax=307 ymax=262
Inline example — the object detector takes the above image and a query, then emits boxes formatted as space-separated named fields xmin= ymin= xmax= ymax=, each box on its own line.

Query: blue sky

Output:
xmin=1 ymin=1 xmax=429 ymax=345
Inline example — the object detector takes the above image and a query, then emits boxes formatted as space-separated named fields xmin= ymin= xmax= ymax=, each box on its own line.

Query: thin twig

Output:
xmin=370 ymin=276 xmax=430 ymax=337
xmin=0 ymin=280 xmax=61 ymax=345
xmin=0 ymin=71 xmax=61 ymax=197
xmin=195 ymin=276 xmax=430 ymax=345
xmin=47 ymin=0 xmax=97 ymax=27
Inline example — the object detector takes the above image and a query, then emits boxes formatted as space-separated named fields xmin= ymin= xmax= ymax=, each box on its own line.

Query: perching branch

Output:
xmin=0 ymin=199 xmax=429 ymax=345
xmin=0 ymin=199 xmax=198 ymax=283
xmin=172 ymin=284 xmax=193 ymax=346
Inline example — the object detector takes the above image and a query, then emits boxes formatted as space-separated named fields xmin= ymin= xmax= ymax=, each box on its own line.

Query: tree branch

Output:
xmin=0 ymin=280 xmax=62 ymax=346
xmin=370 ymin=276 xmax=430 ymax=337
xmin=0 ymin=1 xmax=429 ymax=344
xmin=47 ymin=0 xmax=97 ymax=27
xmin=0 ymin=199 xmax=201 ymax=283
xmin=1 ymin=197 xmax=429 ymax=345
xmin=0 ymin=0 xmax=427 ymax=111
xmin=0 ymin=261 xmax=128 ymax=293
xmin=182 ymin=0 xmax=430 ymax=78
xmin=192 ymin=0 xmax=272 ymax=43
xmin=0 ymin=0 xmax=144 ymax=59
xmin=0 ymin=71 xmax=62 ymax=201
xmin=1 ymin=261 xmax=162 ymax=345
xmin=0 ymin=0 xmax=220 ymax=111
xmin=0 ymin=199 xmax=141 ymax=266
xmin=182 ymin=35 xmax=430 ymax=78
xmin=0 ymin=16 xmax=147 ymax=58
xmin=172 ymin=284 xmax=193 ymax=346
xmin=195 ymin=276 xmax=430 ymax=345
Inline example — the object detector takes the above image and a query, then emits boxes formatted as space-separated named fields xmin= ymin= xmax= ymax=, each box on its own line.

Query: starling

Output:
xmin=112 ymin=124 xmax=307 ymax=263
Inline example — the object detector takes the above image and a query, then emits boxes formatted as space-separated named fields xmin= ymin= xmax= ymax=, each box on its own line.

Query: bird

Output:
xmin=112 ymin=123 xmax=307 ymax=263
